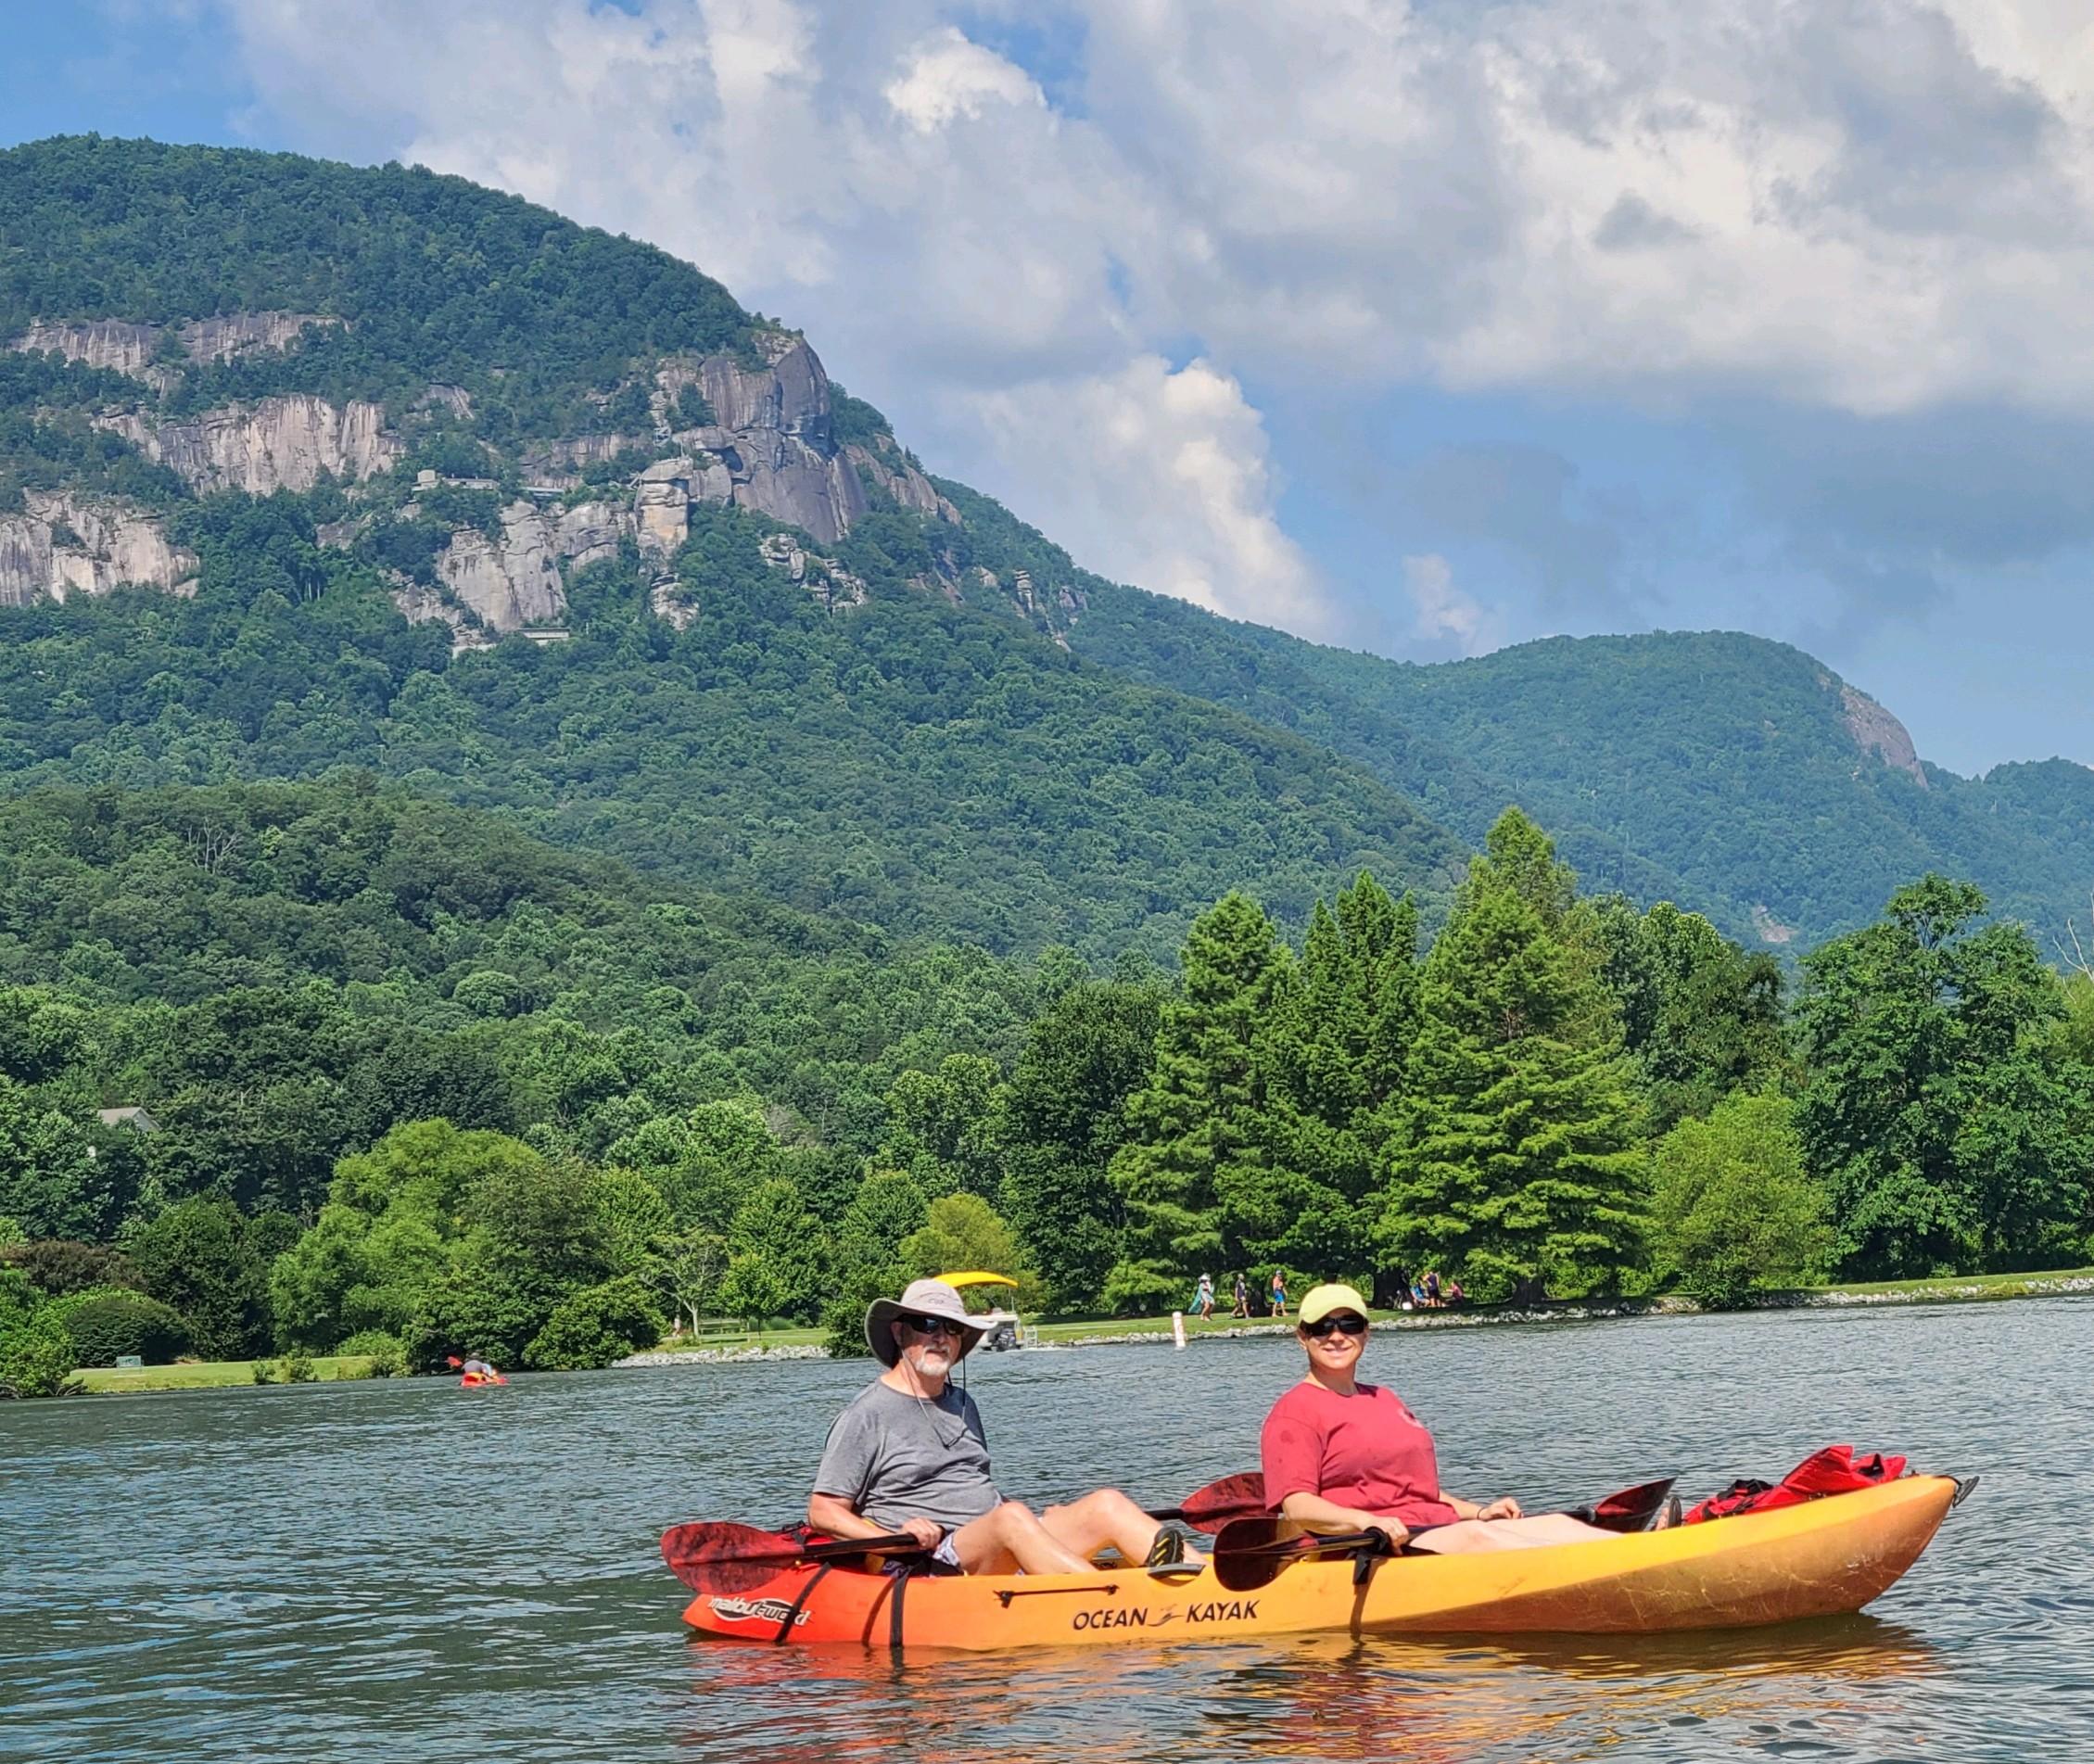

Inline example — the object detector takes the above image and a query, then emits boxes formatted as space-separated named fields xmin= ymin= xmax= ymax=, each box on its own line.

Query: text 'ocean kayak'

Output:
xmin=680 ymin=1475 xmax=1962 ymax=1651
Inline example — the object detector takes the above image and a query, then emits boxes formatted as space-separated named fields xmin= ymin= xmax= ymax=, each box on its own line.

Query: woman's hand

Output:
xmin=1475 ymin=1496 xmax=1522 ymax=1522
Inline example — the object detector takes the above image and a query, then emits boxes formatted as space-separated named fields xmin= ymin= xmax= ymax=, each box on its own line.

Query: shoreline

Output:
xmin=49 ymin=1269 xmax=2094 ymax=1391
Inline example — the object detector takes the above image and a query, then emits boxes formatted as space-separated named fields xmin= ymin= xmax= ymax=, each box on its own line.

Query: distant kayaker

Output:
xmin=1260 ymin=1284 xmax=1641 ymax=1555
xmin=462 ymin=1355 xmax=497 ymax=1377
xmin=807 ymin=1278 xmax=1191 ymax=1574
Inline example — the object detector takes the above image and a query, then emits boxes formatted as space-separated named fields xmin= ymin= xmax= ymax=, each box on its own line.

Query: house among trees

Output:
xmin=95 ymin=1106 xmax=158 ymax=1135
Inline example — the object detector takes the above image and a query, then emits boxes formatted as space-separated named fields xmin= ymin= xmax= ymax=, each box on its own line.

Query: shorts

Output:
xmin=933 ymin=1533 xmax=962 ymax=1569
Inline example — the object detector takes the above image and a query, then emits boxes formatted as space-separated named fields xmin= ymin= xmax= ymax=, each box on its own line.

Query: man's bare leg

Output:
xmin=949 ymin=1501 xmax=1095 ymax=1575
xmin=1038 ymin=1489 xmax=1165 ymax=1564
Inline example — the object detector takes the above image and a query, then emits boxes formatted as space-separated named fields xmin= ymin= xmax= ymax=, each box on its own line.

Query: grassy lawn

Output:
xmin=76 ymin=1355 xmax=379 ymax=1393
xmin=1812 ymin=1266 xmax=2094 ymax=1300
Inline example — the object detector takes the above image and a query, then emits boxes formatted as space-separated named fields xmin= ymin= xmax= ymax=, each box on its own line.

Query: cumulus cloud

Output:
xmin=965 ymin=355 xmax=1327 ymax=634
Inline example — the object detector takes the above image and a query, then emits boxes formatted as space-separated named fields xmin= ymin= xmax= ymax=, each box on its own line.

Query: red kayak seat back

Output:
xmin=1683 ymin=1444 xmax=1908 ymax=1524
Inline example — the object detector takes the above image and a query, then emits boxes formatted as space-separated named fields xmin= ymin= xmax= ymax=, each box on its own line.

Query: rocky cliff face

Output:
xmin=105 ymin=394 xmax=399 ymax=496
xmin=1836 ymin=682 xmax=1927 ymax=786
xmin=11 ymin=311 xmax=341 ymax=382
xmin=6 ymin=311 xmax=976 ymax=639
xmin=0 ymin=491 xmax=197 ymax=605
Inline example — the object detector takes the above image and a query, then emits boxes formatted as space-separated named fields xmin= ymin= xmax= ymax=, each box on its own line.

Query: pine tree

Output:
xmin=1261 ymin=873 xmax=1421 ymax=1282
xmin=1378 ymin=811 xmax=1645 ymax=1302
xmin=1105 ymin=894 xmax=1294 ymax=1312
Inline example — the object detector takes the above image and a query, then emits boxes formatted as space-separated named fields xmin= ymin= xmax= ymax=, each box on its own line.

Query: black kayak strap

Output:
xmin=887 ymin=1560 xmax=910 ymax=1651
xmin=771 ymin=1563 xmax=831 ymax=1644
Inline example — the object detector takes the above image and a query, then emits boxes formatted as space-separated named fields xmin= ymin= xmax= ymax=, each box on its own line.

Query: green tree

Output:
xmin=717 ymin=1177 xmax=825 ymax=1325
xmin=0 ymin=1079 xmax=104 ymax=1241
xmin=1594 ymin=897 xmax=1786 ymax=1133
xmin=1649 ymin=1092 xmax=1830 ymax=1307
xmin=877 ymin=1055 xmax=1007 ymax=1199
xmin=900 ymin=1191 xmax=1038 ymax=1310
xmin=524 ymin=1273 xmax=666 ymax=1369
xmin=605 ymin=1098 xmax=782 ymax=1237
xmin=821 ymin=1169 xmax=929 ymax=1355
xmin=1105 ymin=894 xmax=1293 ymax=1313
xmin=125 ymin=1196 xmax=272 ymax=1359
xmin=1378 ymin=810 xmax=1645 ymax=1302
xmin=1796 ymin=876 xmax=2091 ymax=1276
xmin=999 ymin=974 xmax=1163 ymax=1312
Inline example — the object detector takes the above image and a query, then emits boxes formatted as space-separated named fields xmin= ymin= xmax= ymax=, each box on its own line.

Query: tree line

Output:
xmin=6 ymin=801 xmax=2091 ymax=1395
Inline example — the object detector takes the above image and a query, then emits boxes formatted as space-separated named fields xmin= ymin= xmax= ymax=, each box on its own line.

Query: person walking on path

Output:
xmin=1232 ymin=1272 xmax=1250 ymax=1318
xmin=1269 ymin=1270 xmax=1289 ymax=1317
xmin=1194 ymin=1273 xmax=1216 ymax=1320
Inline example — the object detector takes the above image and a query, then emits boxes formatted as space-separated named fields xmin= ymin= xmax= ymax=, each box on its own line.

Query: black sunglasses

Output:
xmin=1301 ymin=1314 xmax=1369 ymax=1339
xmin=902 ymin=1313 xmax=965 ymax=1337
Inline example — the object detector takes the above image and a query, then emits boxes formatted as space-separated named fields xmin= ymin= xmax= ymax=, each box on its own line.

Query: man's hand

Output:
xmin=899 ymin=1517 xmax=945 ymax=1549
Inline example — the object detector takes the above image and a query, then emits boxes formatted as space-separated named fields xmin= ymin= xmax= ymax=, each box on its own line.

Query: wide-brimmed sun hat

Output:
xmin=1297 ymin=1283 xmax=1371 ymax=1326
xmin=866 ymin=1277 xmax=991 ymax=1367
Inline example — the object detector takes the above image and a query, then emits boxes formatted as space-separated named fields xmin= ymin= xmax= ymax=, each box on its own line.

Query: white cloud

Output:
xmin=964 ymin=356 xmax=1328 ymax=635
xmin=1402 ymin=553 xmax=1504 ymax=657
xmin=884 ymin=26 xmax=1041 ymax=132
xmin=204 ymin=0 xmax=2094 ymax=647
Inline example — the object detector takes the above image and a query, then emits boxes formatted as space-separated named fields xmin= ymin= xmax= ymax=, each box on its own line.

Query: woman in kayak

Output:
xmin=1261 ymin=1284 xmax=1625 ymax=1555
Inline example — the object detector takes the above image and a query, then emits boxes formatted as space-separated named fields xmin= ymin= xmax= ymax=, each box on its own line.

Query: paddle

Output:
xmin=661 ymin=1521 xmax=930 ymax=1596
xmin=1211 ymin=1516 xmax=1393 ymax=1592
xmin=1149 ymin=1470 xmax=1268 ymax=1534
xmin=1210 ymin=1476 xmax=1682 ymax=1592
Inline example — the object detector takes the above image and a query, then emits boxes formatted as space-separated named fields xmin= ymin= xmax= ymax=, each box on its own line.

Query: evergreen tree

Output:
xmin=1378 ymin=811 xmax=1645 ymax=1302
xmin=1104 ymin=894 xmax=1294 ymax=1313
xmin=999 ymin=972 xmax=1164 ymax=1312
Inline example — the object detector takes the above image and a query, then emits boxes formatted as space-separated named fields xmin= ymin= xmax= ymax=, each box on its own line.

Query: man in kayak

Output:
xmin=808 ymin=1277 xmax=1189 ymax=1574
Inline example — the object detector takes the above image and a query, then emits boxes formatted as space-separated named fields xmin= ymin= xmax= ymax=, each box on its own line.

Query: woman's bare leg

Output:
xmin=1406 ymin=1514 xmax=1617 ymax=1555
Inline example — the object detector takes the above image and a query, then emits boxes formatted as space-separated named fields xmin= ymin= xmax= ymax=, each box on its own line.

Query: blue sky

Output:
xmin=5 ymin=0 xmax=2091 ymax=777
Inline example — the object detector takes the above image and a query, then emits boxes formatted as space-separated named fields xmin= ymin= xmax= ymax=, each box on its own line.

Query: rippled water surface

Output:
xmin=6 ymin=1301 xmax=2094 ymax=1761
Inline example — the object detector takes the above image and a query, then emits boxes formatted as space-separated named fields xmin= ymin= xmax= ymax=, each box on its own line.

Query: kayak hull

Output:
xmin=680 ymin=1476 xmax=1959 ymax=1651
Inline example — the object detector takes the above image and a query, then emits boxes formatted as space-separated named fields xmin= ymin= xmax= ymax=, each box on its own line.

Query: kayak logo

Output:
xmin=1186 ymin=1599 xmax=1260 ymax=1624
xmin=1069 ymin=1598 xmax=1260 ymax=1632
xmin=708 ymin=1596 xmax=809 ymax=1628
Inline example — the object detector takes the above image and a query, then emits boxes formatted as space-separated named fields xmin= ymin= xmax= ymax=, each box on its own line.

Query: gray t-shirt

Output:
xmin=813 ymin=1379 xmax=1002 ymax=1531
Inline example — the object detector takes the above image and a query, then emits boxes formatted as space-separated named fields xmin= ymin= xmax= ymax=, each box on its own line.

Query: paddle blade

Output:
xmin=1174 ymin=1472 xmax=1268 ymax=1534
xmin=662 ymin=1522 xmax=802 ymax=1594
xmin=1211 ymin=1516 xmax=1308 ymax=1593
xmin=1588 ymin=1477 xmax=1678 ymax=1534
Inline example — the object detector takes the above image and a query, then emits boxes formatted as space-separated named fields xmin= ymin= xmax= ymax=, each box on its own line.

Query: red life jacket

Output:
xmin=1682 ymin=1444 xmax=1909 ymax=1525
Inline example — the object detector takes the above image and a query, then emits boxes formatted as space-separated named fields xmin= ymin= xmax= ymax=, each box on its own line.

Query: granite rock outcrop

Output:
xmin=0 ymin=490 xmax=197 ymax=605
xmin=105 ymin=394 xmax=399 ymax=495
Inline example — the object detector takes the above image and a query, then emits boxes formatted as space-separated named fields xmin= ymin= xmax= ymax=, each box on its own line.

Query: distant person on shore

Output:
xmin=1445 ymin=1278 xmax=1465 ymax=1308
xmin=1269 ymin=1271 xmax=1289 ymax=1317
xmin=1260 ymin=1284 xmax=1642 ymax=1555
xmin=1424 ymin=1270 xmax=1440 ymax=1308
xmin=1194 ymin=1273 xmax=1216 ymax=1319
xmin=807 ymin=1278 xmax=1189 ymax=1573
xmin=1232 ymin=1272 xmax=1251 ymax=1318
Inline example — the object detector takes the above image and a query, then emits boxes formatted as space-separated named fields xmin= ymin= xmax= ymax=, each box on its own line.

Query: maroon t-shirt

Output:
xmin=1260 ymin=1380 xmax=1460 ymax=1528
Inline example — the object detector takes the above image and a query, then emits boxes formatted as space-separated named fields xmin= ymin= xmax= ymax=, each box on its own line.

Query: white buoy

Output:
xmin=1172 ymin=1311 xmax=1187 ymax=1350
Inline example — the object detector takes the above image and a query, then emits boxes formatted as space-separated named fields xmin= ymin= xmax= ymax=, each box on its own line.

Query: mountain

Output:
xmin=0 ymin=135 xmax=1468 ymax=958
xmin=2 ymin=134 xmax=2088 ymax=956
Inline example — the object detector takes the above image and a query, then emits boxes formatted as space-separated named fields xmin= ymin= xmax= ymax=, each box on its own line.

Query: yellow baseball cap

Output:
xmin=1297 ymin=1283 xmax=1369 ymax=1325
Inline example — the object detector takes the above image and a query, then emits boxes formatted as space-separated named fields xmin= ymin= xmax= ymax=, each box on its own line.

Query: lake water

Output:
xmin=6 ymin=1301 xmax=2092 ymax=1762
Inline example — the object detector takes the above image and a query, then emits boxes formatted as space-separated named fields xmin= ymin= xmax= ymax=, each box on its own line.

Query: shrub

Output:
xmin=46 ymin=1287 xmax=188 ymax=1366
xmin=281 ymin=1352 xmax=318 ymax=1383
xmin=0 ymin=1309 xmax=77 ymax=1397
xmin=336 ymin=1328 xmax=406 ymax=1358
xmin=524 ymin=1275 xmax=666 ymax=1371
xmin=1 ymin=1239 xmax=142 ymax=1298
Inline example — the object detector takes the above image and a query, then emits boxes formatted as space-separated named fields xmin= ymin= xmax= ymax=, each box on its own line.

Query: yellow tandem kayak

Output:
xmin=682 ymin=1476 xmax=1963 ymax=1651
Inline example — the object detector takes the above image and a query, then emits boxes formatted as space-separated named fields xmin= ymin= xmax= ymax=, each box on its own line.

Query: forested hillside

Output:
xmin=4 ymin=135 xmax=2093 ymax=1396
